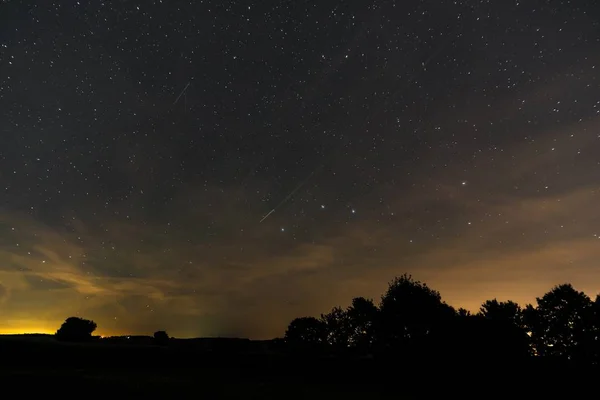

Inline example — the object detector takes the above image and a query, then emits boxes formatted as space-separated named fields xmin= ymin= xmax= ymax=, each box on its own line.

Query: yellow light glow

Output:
xmin=0 ymin=328 xmax=55 ymax=335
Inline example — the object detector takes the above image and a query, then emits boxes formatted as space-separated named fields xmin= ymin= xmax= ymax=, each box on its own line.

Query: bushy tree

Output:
xmin=475 ymin=299 xmax=531 ymax=357
xmin=478 ymin=299 xmax=524 ymax=328
xmin=153 ymin=330 xmax=170 ymax=346
xmin=346 ymin=297 xmax=378 ymax=351
xmin=523 ymin=284 xmax=594 ymax=360
xmin=55 ymin=317 xmax=97 ymax=342
xmin=284 ymin=317 xmax=327 ymax=349
xmin=320 ymin=306 xmax=352 ymax=349
xmin=378 ymin=274 xmax=455 ymax=349
xmin=590 ymin=295 xmax=600 ymax=363
xmin=457 ymin=308 xmax=471 ymax=317
xmin=432 ymin=313 xmax=530 ymax=363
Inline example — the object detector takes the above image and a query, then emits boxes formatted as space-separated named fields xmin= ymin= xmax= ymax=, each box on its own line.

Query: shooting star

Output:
xmin=421 ymin=35 xmax=455 ymax=70
xmin=259 ymin=208 xmax=276 ymax=223
xmin=259 ymin=165 xmax=322 ymax=223
xmin=173 ymin=82 xmax=191 ymax=105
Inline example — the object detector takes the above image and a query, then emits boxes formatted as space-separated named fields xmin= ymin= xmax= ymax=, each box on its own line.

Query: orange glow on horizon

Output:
xmin=0 ymin=328 xmax=126 ymax=338
xmin=0 ymin=320 xmax=121 ymax=338
xmin=0 ymin=328 xmax=55 ymax=335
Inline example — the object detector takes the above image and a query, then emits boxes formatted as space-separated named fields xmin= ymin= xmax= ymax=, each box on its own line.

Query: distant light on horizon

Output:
xmin=0 ymin=328 xmax=54 ymax=335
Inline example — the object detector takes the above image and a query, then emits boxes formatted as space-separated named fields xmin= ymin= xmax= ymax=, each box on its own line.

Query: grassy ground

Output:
xmin=0 ymin=336 xmax=403 ymax=398
xmin=4 ymin=367 xmax=404 ymax=398
xmin=0 ymin=336 xmax=594 ymax=398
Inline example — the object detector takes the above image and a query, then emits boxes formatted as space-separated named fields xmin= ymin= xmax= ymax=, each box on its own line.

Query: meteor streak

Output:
xmin=259 ymin=166 xmax=322 ymax=223
xmin=173 ymin=82 xmax=191 ymax=105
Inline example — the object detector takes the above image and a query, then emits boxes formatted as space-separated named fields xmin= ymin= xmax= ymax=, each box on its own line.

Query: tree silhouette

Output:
xmin=284 ymin=317 xmax=327 ymax=350
xmin=55 ymin=317 xmax=97 ymax=342
xmin=475 ymin=298 xmax=531 ymax=357
xmin=378 ymin=274 xmax=455 ymax=350
xmin=523 ymin=284 xmax=594 ymax=360
xmin=590 ymin=295 xmax=600 ymax=363
xmin=346 ymin=297 xmax=378 ymax=351
xmin=457 ymin=308 xmax=471 ymax=317
xmin=431 ymin=313 xmax=530 ymax=364
xmin=153 ymin=330 xmax=169 ymax=346
xmin=478 ymin=299 xmax=524 ymax=328
xmin=279 ymin=275 xmax=600 ymax=365
xmin=320 ymin=306 xmax=352 ymax=349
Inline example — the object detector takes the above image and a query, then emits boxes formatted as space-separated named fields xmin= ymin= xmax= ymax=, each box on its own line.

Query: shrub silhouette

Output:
xmin=284 ymin=316 xmax=327 ymax=351
xmin=154 ymin=330 xmax=170 ymax=346
xmin=55 ymin=317 xmax=97 ymax=342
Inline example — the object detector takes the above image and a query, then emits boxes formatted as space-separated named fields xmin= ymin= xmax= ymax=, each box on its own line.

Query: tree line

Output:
xmin=53 ymin=273 xmax=600 ymax=365
xmin=284 ymin=274 xmax=600 ymax=364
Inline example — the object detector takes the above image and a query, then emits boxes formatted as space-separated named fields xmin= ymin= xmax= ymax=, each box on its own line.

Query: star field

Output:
xmin=1 ymin=0 xmax=600 ymax=338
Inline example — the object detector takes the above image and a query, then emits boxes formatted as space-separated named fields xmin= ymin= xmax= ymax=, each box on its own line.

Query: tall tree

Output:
xmin=284 ymin=317 xmax=327 ymax=349
xmin=590 ymin=294 xmax=600 ymax=362
xmin=478 ymin=299 xmax=523 ymax=328
xmin=378 ymin=274 xmax=455 ymax=349
xmin=457 ymin=308 xmax=471 ymax=317
xmin=523 ymin=284 xmax=594 ymax=360
xmin=321 ymin=306 xmax=352 ymax=349
xmin=476 ymin=299 xmax=531 ymax=358
xmin=346 ymin=297 xmax=378 ymax=351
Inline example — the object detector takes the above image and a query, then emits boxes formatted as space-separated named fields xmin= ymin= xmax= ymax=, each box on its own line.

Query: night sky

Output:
xmin=1 ymin=1 xmax=600 ymax=339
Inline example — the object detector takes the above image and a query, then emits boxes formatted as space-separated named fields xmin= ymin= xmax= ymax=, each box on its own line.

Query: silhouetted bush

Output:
xmin=55 ymin=317 xmax=97 ymax=342
xmin=284 ymin=317 xmax=327 ymax=353
xmin=153 ymin=330 xmax=170 ymax=346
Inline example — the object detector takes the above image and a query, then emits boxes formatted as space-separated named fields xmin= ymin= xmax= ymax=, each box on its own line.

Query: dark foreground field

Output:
xmin=0 ymin=336 xmax=594 ymax=398
xmin=5 ymin=368 xmax=392 ymax=399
